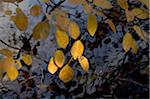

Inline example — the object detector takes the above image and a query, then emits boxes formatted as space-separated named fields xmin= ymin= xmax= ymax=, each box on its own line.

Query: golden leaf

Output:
xmin=55 ymin=28 xmax=69 ymax=49
xmin=69 ymin=21 xmax=80 ymax=40
xmin=15 ymin=60 xmax=22 ymax=69
xmin=93 ymin=0 xmax=113 ymax=9
xmin=30 ymin=5 xmax=42 ymax=17
xmin=0 ymin=49 xmax=13 ymax=57
xmin=122 ymin=32 xmax=133 ymax=52
xmin=125 ymin=9 xmax=135 ymax=22
xmin=82 ymin=1 xmax=93 ymax=14
xmin=87 ymin=14 xmax=97 ymax=36
xmin=54 ymin=50 xmax=65 ymax=68
xmin=71 ymin=40 xmax=84 ymax=60
xmin=105 ymin=19 xmax=116 ymax=32
xmin=117 ymin=0 xmax=128 ymax=10
xmin=48 ymin=57 xmax=58 ymax=74
xmin=11 ymin=8 xmax=28 ymax=31
xmin=32 ymin=21 xmax=50 ymax=40
xmin=42 ymin=0 xmax=49 ymax=3
xmin=6 ymin=65 xmax=18 ymax=81
xmin=5 ymin=9 xmax=12 ymax=16
xmin=22 ymin=54 xmax=32 ymax=66
xmin=78 ymin=56 xmax=89 ymax=72
xmin=132 ymin=25 xmax=148 ymax=42
xmin=59 ymin=64 xmax=74 ymax=83
xmin=68 ymin=0 xmax=82 ymax=5
xmin=131 ymin=39 xmax=138 ymax=54
xmin=132 ymin=8 xmax=149 ymax=19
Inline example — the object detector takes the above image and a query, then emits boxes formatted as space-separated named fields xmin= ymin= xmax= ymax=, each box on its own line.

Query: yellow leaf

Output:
xmin=117 ymin=0 xmax=129 ymax=10
xmin=82 ymin=1 xmax=93 ymax=14
xmin=22 ymin=54 xmax=32 ymax=66
xmin=6 ymin=65 xmax=18 ymax=81
xmin=122 ymin=32 xmax=133 ymax=52
xmin=32 ymin=21 xmax=50 ymax=40
xmin=42 ymin=0 xmax=49 ymax=3
xmin=55 ymin=28 xmax=69 ymax=49
xmin=132 ymin=25 xmax=148 ymax=42
xmin=30 ymin=5 xmax=42 ymax=17
xmin=125 ymin=9 xmax=135 ymax=22
xmin=93 ymin=0 xmax=113 ymax=9
xmin=11 ymin=8 xmax=28 ymax=31
xmin=54 ymin=50 xmax=65 ymax=68
xmin=59 ymin=64 xmax=74 ymax=83
xmin=5 ymin=9 xmax=12 ymax=16
xmin=131 ymin=39 xmax=138 ymax=54
xmin=69 ymin=21 xmax=80 ymax=40
xmin=71 ymin=40 xmax=84 ymax=60
xmin=87 ymin=14 xmax=97 ymax=36
xmin=105 ymin=19 xmax=116 ymax=32
xmin=15 ymin=60 xmax=22 ymax=69
xmin=0 ymin=49 xmax=13 ymax=57
xmin=78 ymin=56 xmax=89 ymax=72
xmin=68 ymin=0 xmax=82 ymax=5
xmin=48 ymin=57 xmax=58 ymax=74
xmin=132 ymin=8 xmax=149 ymax=19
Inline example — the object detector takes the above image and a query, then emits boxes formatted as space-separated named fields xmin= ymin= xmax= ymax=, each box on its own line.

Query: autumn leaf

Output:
xmin=71 ymin=40 xmax=84 ymax=60
xmin=22 ymin=54 xmax=32 ymax=66
xmin=11 ymin=8 xmax=28 ymax=31
xmin=32 ymin=21 xmax=50 ymax=40
xmin=105 ymin=19 xmax=116 ymax=32
xmin=54 ymin=50 xmax=65 ymax=68
xmin=93 ymin=0 xmax=113 ymax=9
xmin=68 ymin=0 xmax=82 ymax=5
xmin=59 ymin=64 xmax=74 ymax=83
xmin=138 ymin=0 xmax=149 ymax=9
xmin=5 ymin=9 xmax=12 ymax=16
xmin=131 ymin=39 xmax=138 ymax=54
xmin=132 ymin=8 xmax=149 ymax=19
xmin=132 ymin=25 xmax=148 ymax=42
xmin=6 ymin=65 xmax=18 ymax=81
xmin=117 ymin=0 xmax=128 ymax=10
xmin=122 ymin=32 xmax=133 ymax=52
xmin=48 ymin=57 xmax=58 ymax=74
xmin=125 ymin=9 xmax=135 ymax=22
xmin=15 ymin=60 xmax=22 ymax=69
xmin=0 ymin=49 xmax=13 ymax=57
xmin=30 ymin=5 xmax=42 ymax=17
xmin=82 ymin=1 xmax=93 ymax=14
xmin=69 ymin=21 xmax=80 ymax=40
xmin=87 ymin=14 xmax=97 ymax=36
xmin=55 ymin=28 xmax=69 ymax=49
xmin=42 ymin=0 xmax=49 ymax=3
xmin=78 ymin=56 xmax=89 ymax=72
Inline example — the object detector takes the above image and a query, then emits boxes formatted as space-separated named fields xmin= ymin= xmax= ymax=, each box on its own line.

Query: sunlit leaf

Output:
xmin=32 ymin=21 xmax=50 ymax=40
xmin=0 ymin=49 xmax=13 ymax=57
xmin=87 ymin=14 xmax=97 ymax=36
xmin=122 ymin=32 xmax=133 ymax=52
xmin=71 ymin=40 xmax=84 ymax=60
xmin=54 ymin=50 xmax=65 ymax=68
xmin=15 ymin=60 xmax=22 ymax=69
xmin=93 ymin=0 xmax=113 ymax=9
xmin=6 ymin=65 xmax=18 ymax=81
xmin=132 ymin=8 xmax=149 ymax=19
xmin=30 ymin=5 xmax=42 ymax=17
xmin=117 ymin=0 xmax=128 ymax=10
xmin=82 ymin=1 xmax=93 ymax=14
xmin=69 ymin=21 xmax=80 ymax=40
xmin=68 ymin=0 xmax=82 ymax=5
xmin=105 ymin=19 xmax=116 ymax=32
xmin=132 ymin=25 xmax=148 ymax=42
xmin=22 ymin=54 xmax=32 ymax=66
xmin=59 ymin=64 xmax=74 ymax=83
xmin=55 ymin=28 xmax=69 ymax=49
xmin=78 ymin=56 xmax=89 ymax=72
xmin=11 ymin=8 xmax=28 ymax=31
xmin=125 ymin=9 xmax=135 ymax=22
xmin=131 ymin=39 xmax=138 ymax=54
xmin=48 ymin=57 xmax=58 ymax=74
